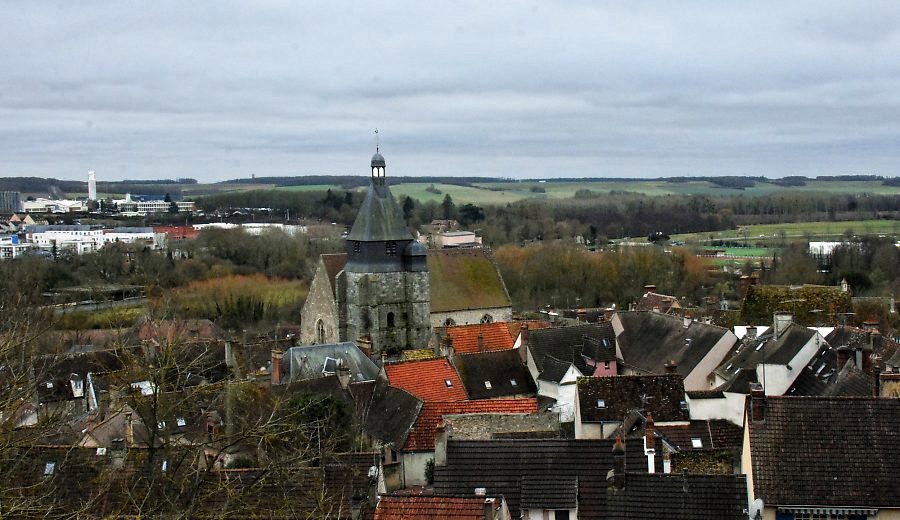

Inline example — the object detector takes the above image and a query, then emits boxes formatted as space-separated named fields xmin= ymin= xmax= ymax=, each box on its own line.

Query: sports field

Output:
xmin=674 ymin=219 xmax=900 ymax=244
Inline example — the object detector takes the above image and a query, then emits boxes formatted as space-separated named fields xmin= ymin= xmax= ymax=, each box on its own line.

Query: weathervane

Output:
xmin=375 ymin=128 xmax=379 ymax=153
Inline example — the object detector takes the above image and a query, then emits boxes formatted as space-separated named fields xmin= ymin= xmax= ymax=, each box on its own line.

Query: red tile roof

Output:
xmin=385 ymin=358 xmax=468 ymax=403
xmin=505 ymin=320 xmax=552 ymax=340
xmin=374 ymin=495 xmax=503 ymax=519
xmin=153 ymin=226 xmax=199 ymax=239
xmin=403 ymin=398 xmax=539 ymax=451
xmin=445 ymin=322 xmax=515 ymax=354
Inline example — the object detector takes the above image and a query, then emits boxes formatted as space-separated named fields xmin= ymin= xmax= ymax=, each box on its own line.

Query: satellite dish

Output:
xmin=750 ymin=498 xmax=764 ymax=520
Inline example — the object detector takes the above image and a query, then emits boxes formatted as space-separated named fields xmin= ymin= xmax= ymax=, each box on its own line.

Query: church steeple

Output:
xmin=371 ymin=129 xmax=386 ymax=185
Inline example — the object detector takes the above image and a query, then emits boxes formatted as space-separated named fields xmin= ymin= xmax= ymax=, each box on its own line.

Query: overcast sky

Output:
xmin=2 ymin=1 xmax=899 ymax=182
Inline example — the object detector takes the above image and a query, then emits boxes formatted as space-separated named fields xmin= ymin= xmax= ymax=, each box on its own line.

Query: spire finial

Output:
xmin=375 ymin=128 xmax=379 ymax=153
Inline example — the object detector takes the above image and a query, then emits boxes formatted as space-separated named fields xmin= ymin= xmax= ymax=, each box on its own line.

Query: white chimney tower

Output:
xmin=87 ymin=170 xmax=97 ymax=201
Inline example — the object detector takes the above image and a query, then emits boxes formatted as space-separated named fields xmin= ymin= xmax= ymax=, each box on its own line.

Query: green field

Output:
xmin=674 ymin=219 xmax=900 ymax=244
xmin=263 ymin=179 xmax=900 ymax=205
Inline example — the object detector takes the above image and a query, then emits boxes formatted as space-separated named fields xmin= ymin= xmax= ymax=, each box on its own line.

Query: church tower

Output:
xmin=335 ymin=149 xmax=431 ymax=354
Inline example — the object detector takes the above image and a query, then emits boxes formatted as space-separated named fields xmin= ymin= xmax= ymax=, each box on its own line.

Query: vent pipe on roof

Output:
xmin=608 ymin=436 xmax=626 ymax=490
xmin=270 ymin=349 xmax=284 ymax=385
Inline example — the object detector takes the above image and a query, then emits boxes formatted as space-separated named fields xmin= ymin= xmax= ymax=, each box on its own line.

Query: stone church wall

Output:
xmin=431 ymin=306 xmax=513 ymax=328
xmin=299 ymin=259 xmax=339 ymax=344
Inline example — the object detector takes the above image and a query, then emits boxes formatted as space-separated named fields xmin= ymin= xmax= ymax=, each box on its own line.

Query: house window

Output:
xmin=555 ymin=511 xmax=570 ymax=520
xmin=604 ymin=361 xmax=610 ymax=369
xmin=691 ymin=437 xmax=703 ymax=448
xmin=316 ymin=320 xmax=325 ymax=344
xmin=387 ymin=312 xmax=395 ymax=329
xmin=445 ymin=379 xmax=453 ymax=388
xmin=386 ymin=241 xmax=397 ymax=256
xmin=484 ymin=381 xmax=492 ymax=389
xmin=597 ymin=399 xmax=606 ymax=408
xmin=510 ymin=379 xmax=517 ymax=386
xmin=44 ymin=462 xmax=56 ymax=475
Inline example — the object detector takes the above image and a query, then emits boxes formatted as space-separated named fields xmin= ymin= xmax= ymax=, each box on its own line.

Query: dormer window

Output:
xmin=44 ymin=462 xmax=56 ymax=475
xmin=597 ymin=399 xmax=606 ymax=408
xmin=691 ymin=437 xmax=703 ymax=448
xmin=484 ymin=381 xmax=492 ymax=389
xmin=510 ymin=379 xmax=517 ymax=386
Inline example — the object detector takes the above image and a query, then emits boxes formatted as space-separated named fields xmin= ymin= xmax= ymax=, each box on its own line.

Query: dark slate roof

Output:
xmin=33 ymin=349 xmax=127 ymax=402
xmin=452 ymin=349 xmax=536 ymax=399
xmin=521 ymin=476 xmax=577 ymax=509
xmin=827 ymin=326 xmax=900 ymax=361
xmin=749 ymin=396 xmax=900 ymax=506
xmin=428 ymin=249 xmax=511 ymax=313
xmin=528 ymin=323 xmax=615 ymax=383
xmin=346 ymin=182 xmax=412 ymax=242
xmin=633 ymin=292 xmax=680 ymax=313
xmin=605 ymin=473 xmax=748 ymax=519
xmin=615 ymin=311 xmax=734 ymax=377
xmin=785 ymin=344 xmax=839 ymax=396
xmin=716 ymin=323 xmax=817 ymax=381
xmin=577 ymin=374 xmax=689 ymax=423
xmin=432 ymin=439 xmax=660 ymax=519
xmin=285 ymin=342 xmax=379 ymax=384
xmin=360 ymin=376 xmax=423 ymax=447
xmin=655 ymin=420 xmax=743 ymax=451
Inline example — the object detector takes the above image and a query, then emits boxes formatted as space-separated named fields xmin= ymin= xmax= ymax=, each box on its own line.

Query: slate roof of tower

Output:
xmin=432 ymin=438 xmax=661 ymax=518
xmin=605 ymin=473 xmax=748 ymax=519
xmin=577 ymin=374 xmax=689 ymax=423
xmin=452 ymin=349 xmax=536 ymax=399
xmin=346 ymin=182 xmax=412 ymax=242
xmin=427 ymin=249 xmax=511 ymax=313
xmin=385 ymin=358 xmax=468 ymax=402
xmin=403 ymin=398 xmax=539 ymax=451
xmin=748 ymin=396 xmax=900 ymax=506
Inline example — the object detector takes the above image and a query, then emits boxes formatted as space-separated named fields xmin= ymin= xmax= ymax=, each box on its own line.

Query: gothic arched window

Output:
xmin=480 ymin=314 xmax=494 ymax=324
xmin=316 ymin=319 xmax=325 ymax=344
xmin=444 ymin=318 xmax=456 ymax=327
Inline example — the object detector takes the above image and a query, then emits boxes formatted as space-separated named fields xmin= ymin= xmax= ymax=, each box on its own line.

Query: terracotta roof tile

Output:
xmin=385 ymin=358 xmax=467 ymax=403
xmin=444 ymin=322 xmax=515 ymax=354
xmin=404 ymin=398 xmax=539 ymax=451
xmin=374 ymin=495 xmax=503 ymax=519
xmin=505 ymin=320 xmax=552 ymax=340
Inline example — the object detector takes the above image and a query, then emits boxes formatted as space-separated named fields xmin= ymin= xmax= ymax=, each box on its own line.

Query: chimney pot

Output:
xmin=750 ymin=382 xmax=767 ymax=422
xmin=483 ymin=497 xmax=495 ymax=520
xmin=270 ymin=349 xmax=284 ymax=385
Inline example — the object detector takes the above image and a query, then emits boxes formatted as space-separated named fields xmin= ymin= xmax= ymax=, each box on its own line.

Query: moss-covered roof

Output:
xmin=427 ymin=249 xmax=511 ymax=313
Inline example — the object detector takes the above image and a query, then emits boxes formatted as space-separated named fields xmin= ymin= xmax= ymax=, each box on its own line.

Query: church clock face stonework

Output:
xmin=335 ymin=151 xmax=431 ymax=354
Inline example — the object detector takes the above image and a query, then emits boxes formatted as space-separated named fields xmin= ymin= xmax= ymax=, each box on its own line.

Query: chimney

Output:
xmin=749 ymin=383 xmax=766 ymax=423
xmin=873 ymin=355 xmax=884 ymax=397
xmin=683 ymin=316 xmax=691 ymax=329
xmin=483 ymin=497 xmax=496 ymax=520
xmin=270 ymin=349 xmax=284 ymax=385
xmin=644 ymin=284 xmax=657 ymax=293
xmin=644 ymin=414 xmax=656 ymax=474
xmin=434 ymin=420 xmax=450 ymax=466
xmin=746 ymin=325 xmax=757 ymax=341
xmin=478 ymin=333 xmax=485 ymax=353
xmin=518 ymin=325 xmax=529 ymax=363
xmin=336 ymin=364 xmax=351 ymax=390
xmin=125 ymin=411 xmax=134 ymax=446
xmin=608 ymin=436 xmax=626 ymax=490
xmin=664 ymin=360 xmax=678 ymax=374
xmin=855 ymin=349 xmax=863 ymax=371
xmin=773 ymin=314 xmax=792 ymax=337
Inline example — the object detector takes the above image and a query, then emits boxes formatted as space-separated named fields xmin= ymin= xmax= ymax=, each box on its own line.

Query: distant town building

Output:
xmin=87 ymin=170 xmax=97 ymax=201
xmin=0 ymin=191 xmax=22 ymax=213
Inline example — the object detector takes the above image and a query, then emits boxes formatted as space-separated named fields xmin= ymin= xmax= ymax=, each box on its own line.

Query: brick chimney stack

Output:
xmin=270 ymin=349 xmax=284 ymax=385
xmin=750 ymin=382 xmax=767 ymax=422
xmin=608 ymin=436 xmax=626 ymax=490
xmin=434 ymin=420 xmax=449 ymax=466
xmin=644 ymin=413 xmax=656 ymax=474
